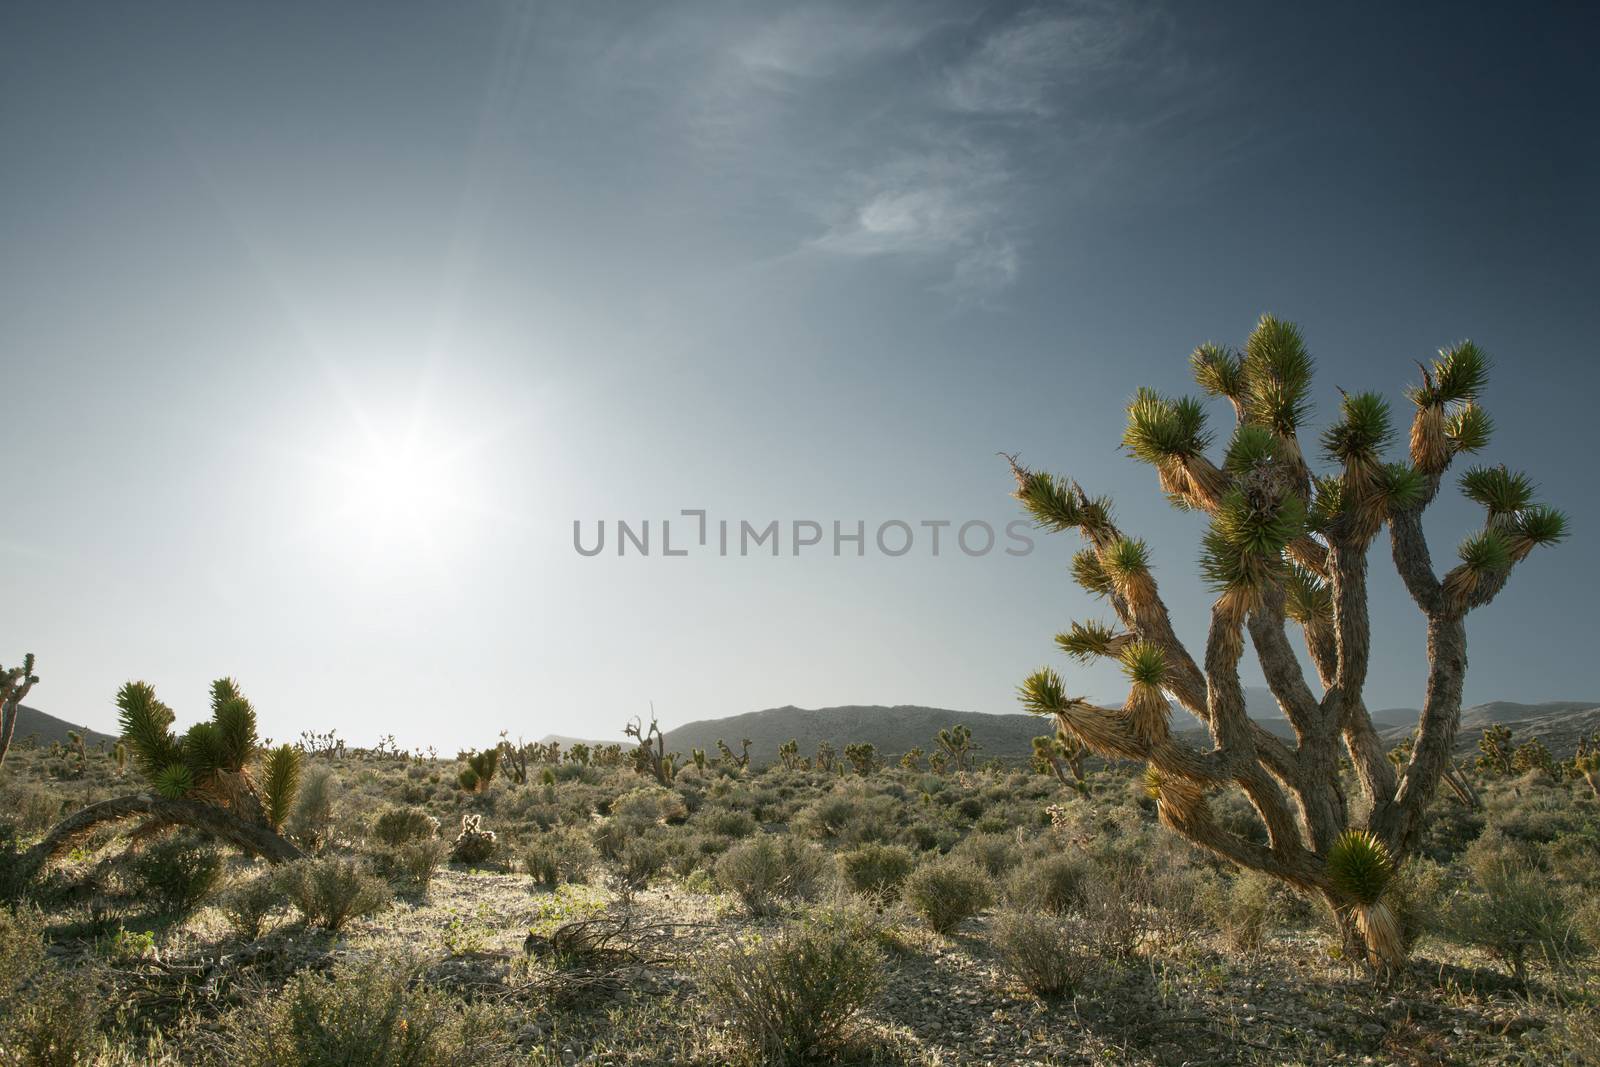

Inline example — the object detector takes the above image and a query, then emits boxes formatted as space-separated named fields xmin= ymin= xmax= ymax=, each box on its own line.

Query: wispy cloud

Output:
xmin=945 ymin=4 xmax=1155 ymax=117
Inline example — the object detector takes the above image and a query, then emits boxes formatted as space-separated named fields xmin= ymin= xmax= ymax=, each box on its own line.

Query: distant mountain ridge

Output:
xmin=3 ymin=706 xmax=118 ymax=750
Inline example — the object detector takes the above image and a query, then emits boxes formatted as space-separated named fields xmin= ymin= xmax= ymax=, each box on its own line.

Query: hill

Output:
xmin=3 ymin=706 xmax=118 ymax=750
xmin=662 ymin=704 xmax=1046 ymax=765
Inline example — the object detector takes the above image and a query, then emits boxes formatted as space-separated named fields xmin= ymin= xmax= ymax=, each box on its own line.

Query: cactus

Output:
xmin=1008 ymin=320 xmax=1565 ymax=970
xmin=450 ymin=813 xmax=497 ymax=864
xmin=0 ymin=653 xmax=40 ymax=767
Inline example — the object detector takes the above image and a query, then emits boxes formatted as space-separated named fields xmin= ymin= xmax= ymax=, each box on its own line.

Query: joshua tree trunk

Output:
xmin=0 ymin=654 xmax=40 ymax=768
xmin=1009 ymin=319 xmax=1565 ymax=971
xmin=15 ymin=793 xmax=303 ymax=887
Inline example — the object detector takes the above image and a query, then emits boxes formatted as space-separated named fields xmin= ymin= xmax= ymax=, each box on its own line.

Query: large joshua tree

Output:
xmin=16 ymin=678 xmax=304 ymax=886
xmin=1010 ymin=316 xmax=1566 ymax=969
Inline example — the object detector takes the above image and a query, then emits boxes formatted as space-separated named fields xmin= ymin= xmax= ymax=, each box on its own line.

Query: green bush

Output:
xmin=953 ymin=832 xmax=1020 ymax=878
xmin=698 ymin=920 xmax=883 ymax=1065
xmin=523 ymin=830 xmax=596 ymax=888
xmin=0 ymin=905 xmax=103 ymax=1066
xmin=288 ymin=766 xmax=338 ymax=851
xmin=227 ymin=952 xmax=514 ymax=1066
xmin=903 ymin=859 xmax=993 ymax=933
xmin=371 ymin=805 xmax=440 ymax=847
xmin=715 ymin=835 xmax=828 ymax=916
xmin=279 ymin=856 xmax=391 ymax=932
xmin=221 ymin=874 xmax=286 ymax=941
xmin=393 ymin=838 xmax=450 ymax=896
xmin=128 ymin=832 xmax=225 ymax=914
xmin=991 ymin=909 xmax=1093 ymax=997
xmin=619 ymin=836 xmax=667 ymax=889
xmin=1441 ymin=864 xmax=1576 ymax=980
xmin=1199 ymin=870 xmax=1279 ymax=952
xmin=1005 ymin=853 xmax=1090 ymax=914
xmin=838 ymin=843 xmax=916 ymax=898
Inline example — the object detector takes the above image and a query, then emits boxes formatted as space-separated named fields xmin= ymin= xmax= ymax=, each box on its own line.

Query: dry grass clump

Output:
xmin=990 ymin=908 xmax=1095 ymax=997
xmin=903 ymin=857 xmax=993 ymax=933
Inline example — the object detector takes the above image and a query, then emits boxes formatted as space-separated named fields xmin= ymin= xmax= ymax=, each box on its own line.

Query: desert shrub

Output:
xmin=450 ymin=814 xmax=497 ymax=865
xmin=392 ymin=838 xmax=450 ymax=895
xmin=953 ymin=832 xmax=1020 ymax=878
xmin=0 ymin=905 xmax=102 ymax=1065
xmin=838 ymin=843 xmax=916 ymax=898
xmin=619 ymin=836 xmax=667 ymax=888
xmin=991 ymin=909 xmax=1094 ymax=997
xmin=903 ymin=859 xmax=993 ymax=933
xmin=523 ymin=830 xmax=596 ymax=888
xmin=611 ymin=786 xmax=688 ymax=826
xmin=221 ymin=874 xmax=286 ymax=940
xmin=715 ymin=834 xmax=828 ymax=916
xmin=227 ymin=952 xmax=514 ymax=1066
xmin=371 ymin=805 xmax=440 ymax=847
xmin=1441 ymin=864 xmax=1576 ymax=980
xmin=1387 ymin=857 xmax=1449 ymax=954
xmin=795 ymin=791 xmax=896 ymax=845
xmin=903 ymin=818 xmax=958 ymax=853
xmin=1199 ymin=870 xmax=1279 ymax=952
xmin=0 ymin=783 xmax=61 ymax=835
xmin=289 ymin=766 xmax=338 ymax=850
xmin=698 ymin=920 xmax=883 ymax=1066
xmin=696 ymin=807 xmax=758 ymax=839
xmin=279 ymin=856 xmax=391 ymax=932
xmin=1075 ymin=854 xmax=1150 ymax=958
xmin=1005 ymin=853 xmax=1089 ymax=915
xmin=128 ymin=831 xmax=225 ymax=914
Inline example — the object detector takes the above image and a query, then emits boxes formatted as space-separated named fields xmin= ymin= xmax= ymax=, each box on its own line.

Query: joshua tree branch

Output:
xmin=16 ymin=793 xmax=303 ymax=887
xmin=1373 ymin=614 xmax=1468 ymax=851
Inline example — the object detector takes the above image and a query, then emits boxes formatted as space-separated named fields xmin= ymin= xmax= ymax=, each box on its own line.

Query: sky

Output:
xmin=2 ymin=2 xmax=1596 ymax=750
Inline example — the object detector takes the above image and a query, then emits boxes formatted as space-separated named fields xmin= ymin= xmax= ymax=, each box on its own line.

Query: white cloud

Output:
xmin=945 ymin=4 xmax=1150 ymax=116
xmin=731 ymin=6 xmax=931 ymax=79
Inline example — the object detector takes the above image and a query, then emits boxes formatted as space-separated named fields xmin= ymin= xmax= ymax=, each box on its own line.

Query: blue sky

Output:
xmin=2 ymin=2 xmax=1594 ymax=748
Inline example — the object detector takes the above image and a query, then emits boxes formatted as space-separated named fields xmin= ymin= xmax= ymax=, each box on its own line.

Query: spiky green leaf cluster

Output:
xmin=1190 ymin=343 xmax=1243 ymax=400
xmin=1409 ymin=341 xmax=1490 ymax=408
xmin=1223 ymin=425 xmax=1281 ymax=475
xmin=1070 ymin=549 xmax=1115 ymax=599
xmin=1372 ymin=463 xmax=1427 ymax=512
xmin=260 ymin=744 xmax=302 ymax=830
xmin=1103 ymin=538 xmax=1152 ymax=582
xmin=1514 ymin=505 xmax=1569 ymax=548
xmin=153 ymin=763 xmax=195 ymax=800
xmin=1457 ymin=529 xmax=1512 ymax=574
xmin=1460 ymin=466 xmax=1536 ymax=518
xmin=1016 ymin=471 xmax=1082 ymax=531
xmin=1241 ymin=315 xmax=1314 ymax=434
xmin=116 ymin=682 xmax=182 ymax=778
xmin=1117 ymin=642 xmax=1166 ymax=687
xmin=1446 ymin=402 xmax=1493 ymax=453
xmin=1018 ymin=667 xmax=1068 ymax=716
xmin=1321 ymin=391 xmax=1393 ymax=463
xmin=1283 ymin=565 xmax=1332 ymax=625
xmin=1326 ymin=830 xmax=1394 ymax=906
xmin=1200 ymin=490 xmax=1304 ymax=593
xmin=1123 ymin=388 xmax=1212 ymax=465
xmin=1055 ymin=620 xmax=1121 ymax=663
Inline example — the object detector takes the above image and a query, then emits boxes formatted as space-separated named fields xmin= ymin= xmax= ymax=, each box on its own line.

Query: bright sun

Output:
xmin=302 ymin=415 xmax=485 ymax=567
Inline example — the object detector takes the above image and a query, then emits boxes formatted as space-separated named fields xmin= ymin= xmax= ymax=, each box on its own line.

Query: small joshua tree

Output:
xmin=844 ymin=742 xmax=877 ymax=776
xmin=1010 ymin=317 xmax=1565 ymax=970
xmin=899 ymin=747 xmax=924 ymax=771
xmin=1572 ymin=735 xmax=1600 ymax=799
xmin=778 ymin=738 xmax=801 ymax=771
xmin=814 ymin=740 xmax=837 ymax=774
xmin=1031 ymin=734 xmax=1087 ymax=793
xmin=1476 ymin=723 xmax=1515 ymax=775
xmin=935 ymin=724 xmax=975 ymax=772
xmin=0 ymin=653 xmax=40 ymax=767
xmin=457 ymin=749 xmax=499 ymax=793
xmin=625 ymin=712 xmax=674 ymax=785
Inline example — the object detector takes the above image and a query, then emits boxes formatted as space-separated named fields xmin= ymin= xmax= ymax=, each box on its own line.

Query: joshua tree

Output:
xmin=1476 ymin=723 xmax=1515 ymax=775
xmin=1511 ymin=736 xmax=1557 ymax=780
xmin=814 ymin=740 xmax=837 ymax=773
xmin=0 ymin=653 xmax=40 ymax=767
xmin=1011 ymin=318 xmax=1565 ymax=969
xmin=1031 ymin=733 xmax=1087 ymax=793
xmin=844 ymin=742 xmax=877 ymax=776
xmin=691 ymin=747 xmax=707 ymax=772
xmin=935 ymin=724 xmax=975 ymax=772
xmin=625 ymin=712 xmax=674 ymax=785
xmin=778 ymin=738 xmax=801 ymax=771
xmin=1572 ymin=735 xmax=1600 ymax=799
xmin=16 ymin=678 xmax=304 ymax=886
xmin=498 ymin=732 xmax=530 ymax=784
xmin=458 ymin=748 xmax=499 ymax=793
xmin=899 ymin=746 xmax=924 ymax=771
